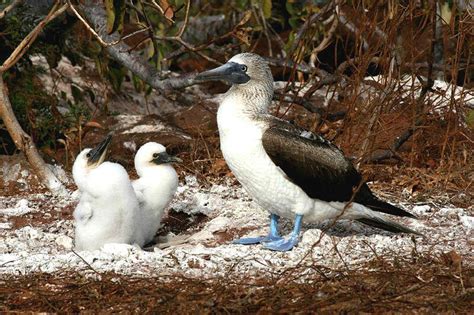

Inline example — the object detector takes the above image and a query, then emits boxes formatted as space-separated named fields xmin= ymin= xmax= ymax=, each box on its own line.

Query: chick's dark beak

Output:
xmin=152 ymin=152 xmax=182 ymax=165
xmin=195 ymin=62 xmax=250 ymax=84
xmin=87 ymin=134 xmax=112 ymax=167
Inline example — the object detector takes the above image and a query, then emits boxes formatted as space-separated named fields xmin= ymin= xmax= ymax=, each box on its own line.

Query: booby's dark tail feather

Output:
xmin=357 ymin=217 xmax=423 ymax=236
xmin=363 ymin=198 xmax=417 ymax=219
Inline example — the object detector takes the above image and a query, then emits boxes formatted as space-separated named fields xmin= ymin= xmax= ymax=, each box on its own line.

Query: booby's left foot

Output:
xmin=263 ymin=214 xmax=303 ymax=252
xmin=233 ymin=235 xmax=283 ymax=245
xmin=233 ymin=213 xmax=283 ymax=245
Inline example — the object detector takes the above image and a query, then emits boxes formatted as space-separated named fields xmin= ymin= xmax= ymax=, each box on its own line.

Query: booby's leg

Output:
xmin=263 ymin=214 xmax=303 ymax=251
xmin=233 ymin=214 xmax=284 ymax=245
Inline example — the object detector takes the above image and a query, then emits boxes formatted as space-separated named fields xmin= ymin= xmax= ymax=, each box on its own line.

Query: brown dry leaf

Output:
xmin=236 ymin=10 xmax=252 ymax=27
xmin=406 ymin=180 xmax=420 ymax=194
xmin=232 ymin=28 xmax=252 ymax=46
xmin=159 ymin=0 xmax=174 ymax=22
xmin=442 ymin=250 xmax=462 ymax=272
xmin=211 ymin=158 xmax=228 ymax=174
xmin=84 ymin=121 xmax=104 ymax=129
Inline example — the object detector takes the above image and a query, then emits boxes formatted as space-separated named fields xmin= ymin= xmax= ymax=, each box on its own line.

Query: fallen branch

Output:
xmin=0 ymin=77 xmax=67 ymax=196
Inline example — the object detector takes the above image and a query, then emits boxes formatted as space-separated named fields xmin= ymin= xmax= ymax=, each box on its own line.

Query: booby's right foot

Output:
xmin=233 ymin=213 xmax=283 ymax=245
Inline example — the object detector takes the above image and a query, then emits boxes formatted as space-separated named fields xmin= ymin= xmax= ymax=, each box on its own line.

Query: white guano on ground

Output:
xmin=1 ymin=174 xmax=473 ymax=278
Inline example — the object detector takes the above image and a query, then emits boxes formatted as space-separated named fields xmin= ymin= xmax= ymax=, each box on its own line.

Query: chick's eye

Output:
xmin=86 ymin=152 xmax=91 ymax=158
xmin=152 ymin=153 xmax=159 ymax=158
xmin=241 ymin=65 xmax=247 ymax=72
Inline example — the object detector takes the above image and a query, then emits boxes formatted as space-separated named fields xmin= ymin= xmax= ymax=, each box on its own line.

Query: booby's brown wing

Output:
xmin=261 ymin=120 xmax=362 ymax=202
xmin=261 ymin=119 xmax=417 ymax=218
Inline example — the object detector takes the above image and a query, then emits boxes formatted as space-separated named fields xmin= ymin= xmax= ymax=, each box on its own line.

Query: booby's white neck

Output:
xmin=217 ymin=82 xmax=273 ymax=137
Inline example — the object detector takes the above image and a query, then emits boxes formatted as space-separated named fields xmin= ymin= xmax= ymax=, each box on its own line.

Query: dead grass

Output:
xmin=1 ymin=253 xmax=472 ymax=313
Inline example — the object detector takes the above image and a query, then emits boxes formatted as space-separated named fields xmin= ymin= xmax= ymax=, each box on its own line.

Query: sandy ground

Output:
xmin=1 ymin=168 xmax=473 ymax=279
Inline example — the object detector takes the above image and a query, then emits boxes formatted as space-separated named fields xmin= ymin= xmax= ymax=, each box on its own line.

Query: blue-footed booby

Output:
xmin=195 ymin=53 xmax=420 ymax=252
xmin=72 ymin=135 xmax=142 ymax=250
xmin=132 ymin=142 xmax=181 ymax=245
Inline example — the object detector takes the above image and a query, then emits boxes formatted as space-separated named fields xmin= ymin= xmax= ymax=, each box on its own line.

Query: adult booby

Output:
xmin=72 ymin=135 xmax=142 ymax=250
xmin=195 ymin=53 xmax=420 ymax=252
xmin=132 ymin=142 xmax=181 ymax=245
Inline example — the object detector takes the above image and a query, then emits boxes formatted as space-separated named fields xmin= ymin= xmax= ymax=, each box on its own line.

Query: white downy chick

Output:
xmin=132 ymin=142 xmax=181 ymax=245
xmin=72 ymin=135 xmax=143 ymax=250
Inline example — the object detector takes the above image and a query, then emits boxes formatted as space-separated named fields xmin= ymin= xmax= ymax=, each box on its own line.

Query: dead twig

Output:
xmin=367 ymin=1 xmax=438 ymax=164
xmin=154 ymin=0 xmax=221 ymax=65
xmin=309 ymin=11 xmax=339 ymax=67
xmin=68 ymin=0 xmax=123 ymax=47
xmin=0 ymin=2 xmax=68 ymax=72
xmin=78 ymin=0 xmax=198 ymax=91
xmin=0 ymin=0 xmax=23 ymax=20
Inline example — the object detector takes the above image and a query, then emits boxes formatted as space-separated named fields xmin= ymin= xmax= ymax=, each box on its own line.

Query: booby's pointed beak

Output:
xmin=87 ymin=134 xmax=112 ymax=167
xmin=195 ymin=62 xmax=250 ymax=84
xmin=152 ymin=152 xmax=182 ymax=165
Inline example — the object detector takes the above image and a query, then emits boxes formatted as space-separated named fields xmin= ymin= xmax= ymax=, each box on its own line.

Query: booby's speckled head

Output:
xmin=195 ymin=53 xmax=273 ymax=87
xmin=135 ymin=142 xmax=181 ymax=177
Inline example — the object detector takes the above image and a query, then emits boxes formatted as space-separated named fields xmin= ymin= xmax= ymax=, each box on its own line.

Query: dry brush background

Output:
xmin=0 ymin=0 xmax=473 ymax=312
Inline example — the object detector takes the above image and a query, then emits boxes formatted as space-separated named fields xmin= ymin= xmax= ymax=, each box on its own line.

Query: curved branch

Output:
xmin=0 ymin=77 xmax=67 ymax=196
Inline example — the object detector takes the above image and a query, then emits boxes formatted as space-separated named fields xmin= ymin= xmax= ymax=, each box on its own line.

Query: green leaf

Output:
xmin=466 ymin=109 xmax=474 ymax=130
xmin=132 ymin=73 xmax=144 ymax=92
xmin=104 ymin=0 xmax=126 ymax=34
xmin=104 ymin=0 xmax=115 ymax=34
xmin=440 ymin=1 xmax=452 ymax=25
xmin=71 ymin=84 xmax=84 ymax=104
xmin=262 ymin=0 xmax=272 ymax=19
xmin=111 ymin=0 xmax=126 ymax=33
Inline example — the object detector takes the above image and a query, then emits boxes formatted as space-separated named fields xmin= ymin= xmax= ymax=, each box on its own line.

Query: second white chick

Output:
xmin=132 ymin=142 xmax=181 ymax=245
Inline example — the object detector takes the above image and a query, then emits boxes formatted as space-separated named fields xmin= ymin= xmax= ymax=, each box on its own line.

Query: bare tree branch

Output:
xmin=367 ymin=2 xmax=438 ymax=164
xmin=338 ymin=10 xmax=369 ymax=51
xmin=309 ymin=12 xmax=339 ymax=67
xmin=0 ymin=76 xmax=67 ymax=196
xmin=0 ymin=0 xmax=23 ymax=20
xmin=78 ymin=0 xmax=198 ymax=91
xmin=0 ymin=2 xmax=68 ymax=72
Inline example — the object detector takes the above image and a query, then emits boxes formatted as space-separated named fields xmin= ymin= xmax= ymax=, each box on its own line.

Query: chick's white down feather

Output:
xmin=72 ymin=149 xmax=143 ymax=250
xmin=132 ymin=142 xmax=179 ymax=245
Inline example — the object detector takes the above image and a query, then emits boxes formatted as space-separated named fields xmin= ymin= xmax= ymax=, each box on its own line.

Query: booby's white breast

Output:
xmin=217 ymin=96 xmax=341 ymax=222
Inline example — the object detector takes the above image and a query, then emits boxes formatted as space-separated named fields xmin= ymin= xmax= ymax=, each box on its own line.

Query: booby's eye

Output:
xmin=240 ymin=65 xmax=247 ymax=72
xmin=152 ymin=153 xmax=159 ymax=158
xmin=86 ymin=152 xmax=91 ymax=158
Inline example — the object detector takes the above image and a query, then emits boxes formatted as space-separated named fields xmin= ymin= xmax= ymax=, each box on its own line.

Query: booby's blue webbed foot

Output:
xmin=233 ymin=235 xmax=283 ymax=245
xmin=263 ymin=236 xmax=299 ymax=251
xmin=233 ymin=213 xmax=282 ymax=245
xmin=263 ymin=214 xmax=303 ymax=252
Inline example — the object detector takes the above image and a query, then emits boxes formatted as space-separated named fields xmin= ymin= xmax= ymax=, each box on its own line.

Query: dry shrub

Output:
xmin=1 ymin=252 xmax=472 ymax=313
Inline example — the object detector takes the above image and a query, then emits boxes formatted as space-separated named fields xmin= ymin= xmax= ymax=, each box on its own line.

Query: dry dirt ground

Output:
xmin=1 ymin=73 xmax=473 ymax=312
xmin=1 ymin=172 xmax=472 ymax=313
